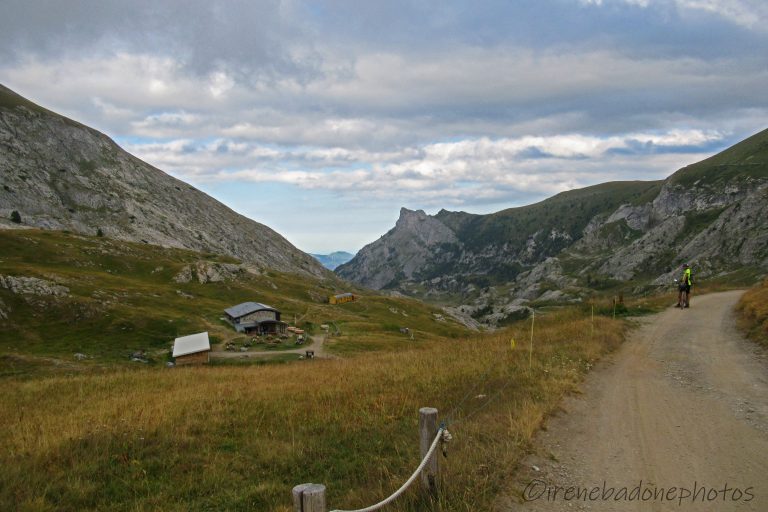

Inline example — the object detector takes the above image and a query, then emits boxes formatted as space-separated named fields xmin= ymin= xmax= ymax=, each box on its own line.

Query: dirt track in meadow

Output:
xmin=501 ymin=290 xmax=768 ymax=512
xmin=209 ymin=334 xmax=335 ymax=360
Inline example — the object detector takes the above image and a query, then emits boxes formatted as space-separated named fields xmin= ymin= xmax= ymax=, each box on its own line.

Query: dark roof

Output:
xmin=224 ymin=302 xmax=278 ymax=318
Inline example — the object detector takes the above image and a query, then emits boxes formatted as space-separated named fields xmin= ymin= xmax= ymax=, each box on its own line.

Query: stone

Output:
xmin=0 ymin=274 xmax=70 ymax=297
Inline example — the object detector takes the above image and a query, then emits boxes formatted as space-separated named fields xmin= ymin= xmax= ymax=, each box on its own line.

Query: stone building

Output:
xmin=224 ymin=302 xmax=287 ymax=335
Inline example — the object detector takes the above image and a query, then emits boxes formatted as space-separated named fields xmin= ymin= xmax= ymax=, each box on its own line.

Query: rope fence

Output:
xmin=327 ymin=427 xmax=448 ymax=512
xmin=293 ymin=321 xmax=527 ymax=512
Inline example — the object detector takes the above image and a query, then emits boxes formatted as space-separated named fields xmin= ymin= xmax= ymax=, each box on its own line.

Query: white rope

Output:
xmin=330 ymin=427 xmax=446 ymax=512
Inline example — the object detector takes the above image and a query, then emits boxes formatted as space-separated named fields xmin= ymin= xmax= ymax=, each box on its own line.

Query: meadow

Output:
xmin=0 ymin=229 xmax=467 ymax=376
xmin=1 ymin=308 xmax=625 ymax=511
xmin=0 ymin=229 xmax=657 ymax=510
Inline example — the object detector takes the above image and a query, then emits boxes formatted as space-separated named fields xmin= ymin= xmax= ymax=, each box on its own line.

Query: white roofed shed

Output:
xmin=172 ymin=332 xmax=211 ymax=365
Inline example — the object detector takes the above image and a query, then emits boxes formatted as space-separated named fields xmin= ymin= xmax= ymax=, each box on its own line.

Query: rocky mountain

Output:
xmin=311 ymin=251 xmax=355 ymax=270
xmin=337 ymin=128 xmax=768 ymax=325
xmin=0 ymin=84 xmax=327 ymax=277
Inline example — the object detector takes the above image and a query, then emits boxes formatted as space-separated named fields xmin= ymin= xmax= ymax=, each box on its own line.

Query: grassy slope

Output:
xmin=0 ymin=84 xmax=51 ymax=112
xmin=0 ymin=306 xmax=626 ymax=512
xmin=0 ymin=229 xmax=634 ymax=511
xmin=416 ymin=181 xmax=663 ymax=293
xmin=445 ymin=181 xmax=663 ymax=252
xmin=668 ymin=128 xmax=768 ymax=188
xmin=0 ymin=84 xmax=90 ymax=132
xmin=0 ymin=229 xmax=468 ymax=375
xmin=736 ymin=279 xmax=768 ymax=348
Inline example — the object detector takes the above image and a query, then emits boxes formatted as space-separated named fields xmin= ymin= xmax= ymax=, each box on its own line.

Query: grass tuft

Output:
xmin=736 ymin=279 xmax=768 ymax=348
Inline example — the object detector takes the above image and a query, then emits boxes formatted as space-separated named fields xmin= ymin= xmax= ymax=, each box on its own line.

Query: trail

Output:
xmin=210 ymin=334 xmax=336 ymax=360
xmin=502 ymin=290 xmax=768 ymax=511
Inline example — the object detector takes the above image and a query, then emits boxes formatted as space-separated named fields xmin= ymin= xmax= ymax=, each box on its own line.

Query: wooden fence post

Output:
xmin=292 ymin=483 xmax=326 ymax=512
xmin=419 ymin=407 xmax=439 ymax=497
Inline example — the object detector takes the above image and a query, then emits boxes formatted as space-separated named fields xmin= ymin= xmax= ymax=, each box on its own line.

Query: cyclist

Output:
xmin=676 ymin=263 xmax=692 ymax=308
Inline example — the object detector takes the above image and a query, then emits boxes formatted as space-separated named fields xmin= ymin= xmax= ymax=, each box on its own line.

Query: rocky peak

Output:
xmin=336 ymin=207 xmax=461 ymax=289
xmin=394 ymin=208 xmax=458 ymax=245
xmin=0 ymin=84 xmax=328 ymax=278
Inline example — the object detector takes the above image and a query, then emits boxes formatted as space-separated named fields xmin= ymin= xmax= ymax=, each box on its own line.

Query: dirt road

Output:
xmin=502 ymin=290 xmax=768 ymax=511
xmin=210 ymin=334 xmax=335 ymax=360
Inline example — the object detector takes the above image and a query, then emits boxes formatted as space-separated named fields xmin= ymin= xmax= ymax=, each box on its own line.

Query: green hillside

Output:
xmin=668 ymin=128 xmax=768 ymax=188
xmin=425 ymin=180 xmax=663 ymax=287
xmin=0 ymin=84 xmax=88 ymax=131
xmin=0 ymin=84 xmax=48 ymax=112
xmin=457 ymin=181 xmax=662 ymax=253
xmin=0 ymin=229 xmax=468 ymax=376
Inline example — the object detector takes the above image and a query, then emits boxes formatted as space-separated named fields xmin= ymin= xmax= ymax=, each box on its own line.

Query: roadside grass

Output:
xmin=209 ymin=353 xmax=303 ymax=365
xmin=0 ymin=307 xmax=626 ymax=511
xmin=736 ymin=279 xmax=768 ymax=348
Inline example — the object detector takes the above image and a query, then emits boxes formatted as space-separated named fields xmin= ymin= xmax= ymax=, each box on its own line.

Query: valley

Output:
xmin=338 ymin=130 xmax=768 ymax=327
xmin=1 ymin=82 xmax=766 ymax=511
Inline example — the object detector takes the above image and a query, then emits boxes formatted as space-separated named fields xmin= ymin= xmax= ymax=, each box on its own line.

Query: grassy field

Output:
xmin=0 ymin=228 xmax=654 ymax=510
xmin=736 ymin=279 xmax=768 ymax=348
xmin=0 ymin=229 xmax=469 ymax=375
xmin=0 ymin=306 xmax=626 ymax=511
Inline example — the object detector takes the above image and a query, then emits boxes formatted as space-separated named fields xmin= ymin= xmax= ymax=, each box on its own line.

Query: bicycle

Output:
xmin=674 ymin=279 xmax=690 ymax=308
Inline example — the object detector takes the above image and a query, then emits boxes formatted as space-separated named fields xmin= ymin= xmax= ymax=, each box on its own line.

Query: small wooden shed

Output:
xmin=172 ymin=332 xmax=211 ymax=365
xmin=329 ymin=293 xmax=357 ymax=305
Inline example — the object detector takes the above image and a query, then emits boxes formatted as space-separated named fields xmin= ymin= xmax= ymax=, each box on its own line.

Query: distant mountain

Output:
xmin=337 ymin=128 xmax=768 ymax=325
xmin=311 ymin=251 xmax=355 ymax=270
xmin=0 ymin=84 xmax=328 ymax=278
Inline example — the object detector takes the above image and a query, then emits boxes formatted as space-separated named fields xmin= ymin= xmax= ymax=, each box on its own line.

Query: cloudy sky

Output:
xmin=2 ymin=0 xmax=767 ymax=253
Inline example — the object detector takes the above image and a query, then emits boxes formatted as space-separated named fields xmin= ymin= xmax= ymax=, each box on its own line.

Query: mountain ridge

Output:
xmin=0 ymin=84 xmax=328 ymax=278
xmin=337 ymin=129 xmax=768 ymax=325
xmin=311 ymin=251 xmax=355 ymax=270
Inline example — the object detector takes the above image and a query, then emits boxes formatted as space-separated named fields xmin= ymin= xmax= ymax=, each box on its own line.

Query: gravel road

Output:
xmin=501 ymin=290 xmax=768 ymax=511
xmin=209 ymin=334 xmax=334 ymax=359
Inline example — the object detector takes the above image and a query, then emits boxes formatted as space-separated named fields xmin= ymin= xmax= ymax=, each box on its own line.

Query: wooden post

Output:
xmin=292 ymin=483 xmax=326 ymax=512
xmin=528 ymin=308 xmax=535 ymax=369
xmin=419 ymin=407 xmax=439 ymax=497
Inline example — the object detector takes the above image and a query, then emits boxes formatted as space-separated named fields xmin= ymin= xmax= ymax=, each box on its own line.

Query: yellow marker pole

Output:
xmin=529 ymin=309 xmax=535 ymax=369
xmin=510 ymin=338 xmax=516 ymax=350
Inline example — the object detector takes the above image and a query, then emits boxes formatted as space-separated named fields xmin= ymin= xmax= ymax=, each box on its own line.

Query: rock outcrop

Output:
xmin=337 ymin=208 xmax=460 ymax=289
xmin=173 ymin=261 xmax=251 ymax=284
xmin=0 ymin=274 xmax=70 ymax=297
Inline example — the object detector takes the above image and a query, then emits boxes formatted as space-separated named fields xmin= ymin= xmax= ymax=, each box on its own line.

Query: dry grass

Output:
xmin=0 ymin=308 xmax=625 ymax=511
xmin=736 ymin=279 xmax=768 ymax=348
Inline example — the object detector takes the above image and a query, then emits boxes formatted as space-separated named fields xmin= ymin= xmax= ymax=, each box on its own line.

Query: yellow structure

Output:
xmin=329 ymin=292 xmax=357 ymax=305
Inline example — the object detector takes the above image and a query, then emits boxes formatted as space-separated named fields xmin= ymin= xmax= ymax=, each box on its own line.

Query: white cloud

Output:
xmin=675 ymin=0 xmax=768 ymax=29
xmin=123 ymin=130 xmax=724 ymax=210
xmin=580 ymin=0 xmax=768 ymax=30
xmin=208 ymin=71 xmax=235 ymax=99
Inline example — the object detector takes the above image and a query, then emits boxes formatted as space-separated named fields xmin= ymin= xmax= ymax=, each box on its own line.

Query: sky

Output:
xmin=2 ymin=0 xmax=767 ymax=254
